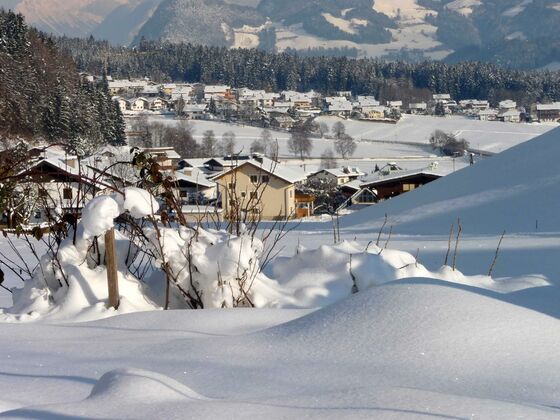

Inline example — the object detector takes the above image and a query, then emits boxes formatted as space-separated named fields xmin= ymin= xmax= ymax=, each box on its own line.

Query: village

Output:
xmin=3 ymin=74 xmax=559 ymax=230
xmin=102 ymin=75 xmax=560 ymax=125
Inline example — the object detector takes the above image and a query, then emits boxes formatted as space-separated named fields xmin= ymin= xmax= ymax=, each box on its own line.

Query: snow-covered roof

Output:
xmin=173 ymin=169 xmax=216 ymax=188
xmin=212 ymin=156 xmax=307 ymax=184
xmin=536 ymin=102 xmax=560 ymax=111
xmin=204 ymin=85 xmax=231 ymax=94
xmin=361 ymin=165 xmax=445 ymax=187
xmin=316 ymin=167 xmax=365 ymax=178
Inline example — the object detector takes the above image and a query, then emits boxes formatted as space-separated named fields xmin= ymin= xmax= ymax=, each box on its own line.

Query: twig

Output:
xmin=487 ymin=230 xmax=506 ymax=277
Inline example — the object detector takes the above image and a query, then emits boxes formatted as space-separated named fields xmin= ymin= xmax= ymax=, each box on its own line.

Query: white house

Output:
xmin=408 ymin=102 xmax=427 ymax=114
xmin=131 ymin=97 xmax=150 ymax=111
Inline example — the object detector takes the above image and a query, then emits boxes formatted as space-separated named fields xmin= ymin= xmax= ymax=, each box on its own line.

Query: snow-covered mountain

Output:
xmin=2 ymin=0 xmax=559 ymax=67
xmin=0 ymin=0 xmax=162 ymax=41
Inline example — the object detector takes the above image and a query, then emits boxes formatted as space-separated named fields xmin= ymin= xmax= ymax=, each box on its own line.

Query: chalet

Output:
xmin=309 ymin=167 xmax=365 ymax=186
xmin=212 ymin=156 xmax=307 ymax=220
xmin=536 ymin=102 xmax=560 ymax=122
xmin=498 ymin=109 xmax=521 ymax=123
xmin=182 ymin=104 xmax=208 ymax=119
xmin=386 ymin=100 xmax=403 ymax=110
xmin=171 ymin=85 xmax=194 ymax=101
xmin=337 ymin=179 xmax=378 ymax=210
xmin=14 ymin=155 xmax=100 ymax=224
xmin=360 ymin=163 xmax=443 ymax=200
xmin=204 ymin=85 xmax=233 ymax=102
xmin=325 ymin=97 xmax=353 ymax=116
xmin=433 ymin=93 xmax=451 ymax=102
xmin=362 ymin=106 xmax=387 ymax=120
xmin=142 ymin=147 xmax=182 ymax=170
xmin=174 ymin=167 xmax=216 ymax=204
xmin=270 ymin=114 xmax=296 ymax=130
xmin=499 ymin=100 xmax=517 ymax=111
xmin=459 ymin=99 xmax=489 ymax=111
xmin=148 ymin=97 xmax=169 ymax=112
xmin=161 ymin=84 xmax=177 ymax=96
xmin=478 ymin=108 xmax=499 ymax=121
xmin=113 ymin=97 xmax=130 ymax=113
xmin=408 ymin=102 xmax=427 ymax=114
xmin=141 ymin=85 xmax=160 ymax=97
xmin=131 ymin=97 xmax=149 ymax=112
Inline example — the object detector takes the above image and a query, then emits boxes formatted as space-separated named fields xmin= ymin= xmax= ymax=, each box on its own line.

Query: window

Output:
xmin=63 ymin=188 xmax=73 ymax=200
xmin=261 ymin=175 xmax=270 ymax=183
xmin=403 ymin=184 xmax=416 ymax=192
xmin=180 ymin=190 xmax=188 ymax=198
xmin=240 ymin=191 xmax=247 ymax=198
xmin=34 ymin=210 xmax=41 ymax=219
xmin=289 ymin=190 xmax=293 ymax=198
xmin=250 ymin=191 xmax=258 ymax=200
xmin=228 ymin=182 xmax=235 ymax=190
xmin=250 ymin=175 xmax=259 ymax=184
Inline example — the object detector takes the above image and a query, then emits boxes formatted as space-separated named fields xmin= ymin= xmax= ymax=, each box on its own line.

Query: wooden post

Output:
xmin=105 ymin=228 xmax=120 ymax=309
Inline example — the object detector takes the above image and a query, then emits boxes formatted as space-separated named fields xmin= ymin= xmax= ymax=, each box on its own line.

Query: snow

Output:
xmin=2 ymin=282 xmax=560 ymax=418
xmin=81 ymin=195 xmax=120 ymax=237
xmin=1 ymin=124 xmax=560 ymax=417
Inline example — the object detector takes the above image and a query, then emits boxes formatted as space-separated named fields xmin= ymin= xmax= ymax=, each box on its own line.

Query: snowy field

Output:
xmin=1 ymin=128 xmax=560 ymax=417
xmin=145 ymin=114 xmax=555 ymax=157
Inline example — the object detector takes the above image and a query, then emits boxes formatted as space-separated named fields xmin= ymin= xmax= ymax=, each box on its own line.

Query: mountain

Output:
xmin=2 ymin=0 xmax=560 ymax=68
xmin=0 ymin=0 xmax=161 ymax=44
xmin=133 ymin=0 xmax=266 ymax=47
xmin=92 ymin=0 xmax=161 ymax=46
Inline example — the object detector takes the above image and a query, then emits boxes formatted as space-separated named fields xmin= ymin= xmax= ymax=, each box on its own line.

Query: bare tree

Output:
xmin=335 ymin=134 xmax=357 ymax=159
xmin=288 ymin=124 xmax=312 ymax=160
xmin=220 ymin=131 xmax=237 ymax=156
xmin=201 ymin=130 xmax=217 ymax=157
xmin=320 ymin=148 xmax=338 ymax=169
xmin=332 ymin=121 xmax=346 ymax=139
xmin=318 ymin=122 xmax=329 ymax=138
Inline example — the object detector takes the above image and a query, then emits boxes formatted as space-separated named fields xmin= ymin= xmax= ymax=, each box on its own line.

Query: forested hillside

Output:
xmin=0 ymin=10 xmax=126 ymax=152
xmin=58 ymin=37 xmax=560 ymax=106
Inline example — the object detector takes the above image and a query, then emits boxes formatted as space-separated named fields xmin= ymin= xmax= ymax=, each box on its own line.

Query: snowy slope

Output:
xmin=340 ymin=127 xmax=560 ymax=235
xmin=2 ymin=281 xmax=560 ymax=418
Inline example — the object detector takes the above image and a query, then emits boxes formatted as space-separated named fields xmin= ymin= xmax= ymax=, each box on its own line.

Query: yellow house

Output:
xmin=213 ymin=157 xmax=307 ymax=221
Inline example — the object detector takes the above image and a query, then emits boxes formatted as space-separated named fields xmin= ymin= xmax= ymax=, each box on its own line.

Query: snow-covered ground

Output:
xmin=145 ymin=114 xmax=555 ymax=157
xmin=1 ymin=127 xmax=560 ymax=417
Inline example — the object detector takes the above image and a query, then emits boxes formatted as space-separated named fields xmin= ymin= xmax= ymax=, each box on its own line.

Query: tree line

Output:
xmin=56 ymin=36 xmax=560 ymax=107
xmin=0 ymin=10 xmax=126 ymax=153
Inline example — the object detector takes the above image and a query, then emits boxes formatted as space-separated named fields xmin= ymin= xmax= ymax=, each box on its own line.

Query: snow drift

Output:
xmin=341 ymin=126 xmax=560 ymax=235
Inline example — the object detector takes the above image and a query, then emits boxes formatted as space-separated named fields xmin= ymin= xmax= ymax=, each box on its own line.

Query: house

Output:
xmin=498 ymin=109 xmax=521 ymax=123
xmin=212 ymin=156 xmax=307 ymax=220
xmin=386 ymin=100 xmax=403 ymax=109
xmin=337 ymin=179 xmax=378 ymax=211
xmin=270 ymin=114 xmax=296 ymax=130
xmin=478 ymin=108 xmax=499 ymax=121
xmin=325 ymin=97 xmax=353 ymax=116
xmin=433 ymin=93 xmax=451 ymax=102
xmin=173 ymin=167 xmax=217 ymax=203
xmin=204 ymin=85 xmax=233 ymax=102
xmin=141 ymin=84 xmax=160 ymax=98
xmin=309 ymin=167 xmax=365 ymax=186
xmin=171 ymin=85 xmax=194 ymax=101
xmin=161 ymin=83 xmax=177 ymax=96
xmin=408 ymin=102 xmax=427 ymax=114
xmin=182 ymin=104 xmax=208 ymax=119
xmin=499 ymin=100 xmax=517 ymax=111
xmin=14 ymin=155 xmax=100 ymax=224
xmin=148 ymin=97 xmax=169 ymax=112
xmin=536 ymin=102 xmax=560 ymax=122
xmin=113 ymin=97 xmax=130 ymax=113
xmin=360 ymin=162 xmax=443 ymax=200
xmin=459 ymin=99 xmax=489 ymax=111
xmin=142 ymin=147 xmax=182 ymax=170
xmin=131 ymin=97 xmax=149 ymax=112
xmin=362 ymin=106 xmax=387 ymax=120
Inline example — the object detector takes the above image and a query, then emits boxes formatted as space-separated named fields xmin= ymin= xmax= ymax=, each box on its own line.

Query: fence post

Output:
xmin=105 ymin=228 xmax=120 ymax=309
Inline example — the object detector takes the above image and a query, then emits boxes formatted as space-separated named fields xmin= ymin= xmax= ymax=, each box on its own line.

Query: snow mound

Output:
xmin=89 ymin=368 xmax=211 ymax=402
xmin=81 ymin=195 xmax=120 ymax=237
xmin=341 ymin=126 xmax=560 ymax=234
xmin=116 ymin=187 xmax=160 ymax=218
